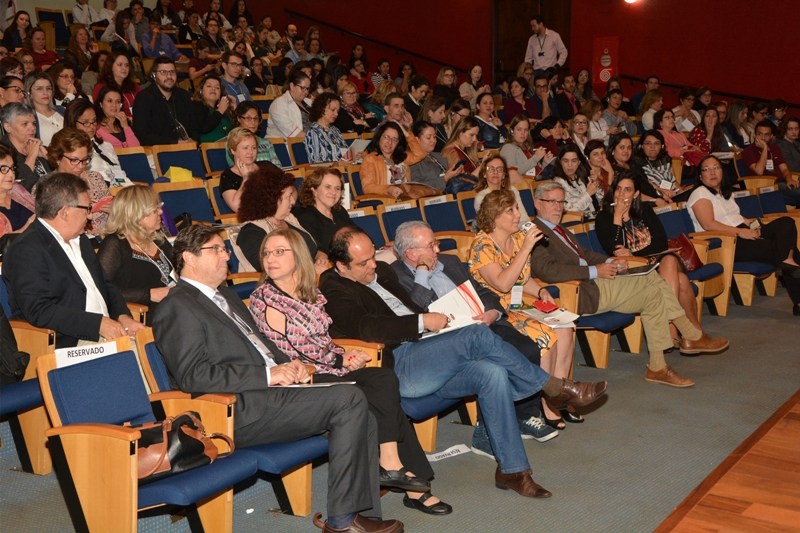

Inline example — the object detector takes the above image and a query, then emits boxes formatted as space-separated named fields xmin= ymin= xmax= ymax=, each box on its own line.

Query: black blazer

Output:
xmin=2 ymin=220 xmax=131 ymax=348
xmin=152 ymin=280 xmax=290 ymax=429
xmin=320 ymin=262 xmax=423 ymax=368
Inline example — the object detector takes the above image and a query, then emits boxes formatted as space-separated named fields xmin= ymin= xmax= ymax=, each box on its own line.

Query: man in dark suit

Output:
xmin=320 ymin=226 xmax=607 ymax=499
xmin=529 ymin=181 xmax=729 ymax=388
xmin=152 ymin=225 xmax=402 ymax=533
xmin=390 ymin=220 xmax=558 ymax=443
xmin=3 ymin=173 xmax=143 ymax=348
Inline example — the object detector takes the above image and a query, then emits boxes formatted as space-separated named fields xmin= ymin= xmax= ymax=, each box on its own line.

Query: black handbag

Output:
xmin=0 ymin=307 xmax=29 ymax=387
xmin=133 ymin=411 xmax=234 ymax=484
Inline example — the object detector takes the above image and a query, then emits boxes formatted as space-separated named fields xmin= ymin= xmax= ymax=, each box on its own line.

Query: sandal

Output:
xmin=544 ymin=417 xmax=566 ymax=430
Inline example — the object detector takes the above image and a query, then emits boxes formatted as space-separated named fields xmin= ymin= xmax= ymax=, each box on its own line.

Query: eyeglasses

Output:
xmin=381 ymin=136 xmax=400 ymax=144
xmin=155 ymin=70 xmax=177 ymax=77
xmin=539 ymin=199 xmax=568 ymax=206
xmin=148 ymin=201 xmax=164 ymax=214
xmin=343 ymin=90 xmax=357 ymax=96
xmin=261 ymin=247 xmax=293 ymax=258
xmin=71 ymin=204 xmax=91 ymax=212
xmin=76 ymin=119 xmax=98 ymax=127
xmin=32 ymin=86 xmax=53 ymax=92
xmin=240 ymin=114 xmax=260 ymax=122
xmin=62 ymin=155 xmax=93 ymax=166
xmin=227 ymin=61 xmax=243 ymax=67
xmin=295 ymin=84 xmax=311 ymax=93
xmin=412 ymin=241 xmax=440 ymax=251
xmin=0 ymin=164 xmax=17 ymax=174
xmin=701 ymin=165 xmax=722 ymax=172
xmin=485 ymin=165 xmax=505 ymax=175
xmin=572 ymin=120 xmax=588 ymax=125
xmin=200 ymin=244 xmax=230 ymax=255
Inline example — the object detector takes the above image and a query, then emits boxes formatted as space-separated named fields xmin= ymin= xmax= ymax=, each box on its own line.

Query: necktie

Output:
xmin=212 ymin=292 xmax=276 ymax=367
xmin=553 ymin=225 xmax=584 ymax=259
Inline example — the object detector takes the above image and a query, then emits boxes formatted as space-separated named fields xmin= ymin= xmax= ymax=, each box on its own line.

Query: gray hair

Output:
xmin=0 ymin=102 xmax=35 ymax=129
xmin=393 ymin=220 xmax=432 ymax=258
xmin=35 ymin=172 xmax=90 ymax=219
xmin=533 ymin=181 xmax=565 ymax=199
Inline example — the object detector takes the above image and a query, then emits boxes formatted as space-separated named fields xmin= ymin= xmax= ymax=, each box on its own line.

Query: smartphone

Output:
xmin=520 ymin=221 xmax=550 ymax=245
xmin=454 ymin=159 xmax=467 ymax=170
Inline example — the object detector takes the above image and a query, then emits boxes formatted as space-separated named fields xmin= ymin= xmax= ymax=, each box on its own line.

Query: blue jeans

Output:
xmin=393 ymin=324 xmax=550 ymax=474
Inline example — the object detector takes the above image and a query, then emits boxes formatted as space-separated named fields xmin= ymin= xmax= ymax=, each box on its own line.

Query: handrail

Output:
xmin=619 ymin=74 xmax=799 ymax=110
xmin=284 ymin=9 xmax=467 ymax=74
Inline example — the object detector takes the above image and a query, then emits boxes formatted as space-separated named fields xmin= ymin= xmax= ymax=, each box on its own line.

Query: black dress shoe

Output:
xmin=560 ymin=408 xmax=584 ymax=424
xmin=402 ymin=493 xmax=453 ymax=515
xmin=379 ymin=468 xmax=430 ymax=492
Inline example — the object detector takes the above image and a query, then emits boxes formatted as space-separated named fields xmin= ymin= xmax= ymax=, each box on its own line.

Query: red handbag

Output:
xmin=667 ymin=234 xmax=703 ymax=272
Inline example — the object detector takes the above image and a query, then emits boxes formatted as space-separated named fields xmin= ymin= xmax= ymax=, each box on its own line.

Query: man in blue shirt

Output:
xmin=141 ymin=13 xmax=189 ymax=61
xmin=219 ymin=51 xmax=252 ymax=107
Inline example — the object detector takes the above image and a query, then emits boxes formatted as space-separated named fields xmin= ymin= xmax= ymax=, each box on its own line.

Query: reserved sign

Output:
xmin=55 ymin=340 xmax=118 ymax=368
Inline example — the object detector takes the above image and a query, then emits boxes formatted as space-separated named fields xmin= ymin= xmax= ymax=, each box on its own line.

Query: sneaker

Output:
xmin=471 ymin=422 xmax=495 ymax=459
xmin=518 ymin=416 xmax=559 ymax=442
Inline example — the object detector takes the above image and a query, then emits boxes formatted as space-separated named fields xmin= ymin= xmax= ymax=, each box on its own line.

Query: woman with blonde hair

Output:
xmin=97 ymin=185 xmax=175 ymax=323
xmin=500 ymin=114 xmax=551 ymax=182
xmin=334 ymin=80 xmax=376 ymax=134
xmin=639 ymin=89 xmax=663 ymax=131
xmin=248 ymin=228 xmax=451 ymax=515
xmin=365 ymin=79 xmax=397 ymax=121
xmin=432 ymin=65 xmax=459 ymax=107
xmin=221 ymin=126 xmax=264 ymax=212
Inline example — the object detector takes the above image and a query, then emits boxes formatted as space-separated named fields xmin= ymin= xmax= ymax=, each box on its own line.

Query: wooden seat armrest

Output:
xmin=332 ymin=338 xmax=384 ymax=368
xmin=532 ymin=279 xmax=580 ymax=312
xmin=688 ymin=231 xmax=735 ymax=243
xmin=46 ymin=423 xmax=140 ymax=441
xmin=690 ymin=239 xmax=710 ymax=263
xmin=149 ymin=391 xmax=237 ymax=405
xmin=226 ymin=272 xmax=261 ymax=284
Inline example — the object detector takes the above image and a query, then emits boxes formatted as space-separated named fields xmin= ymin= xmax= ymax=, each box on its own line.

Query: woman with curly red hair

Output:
xmin=231 ymin=166 xmax=327 ymax=273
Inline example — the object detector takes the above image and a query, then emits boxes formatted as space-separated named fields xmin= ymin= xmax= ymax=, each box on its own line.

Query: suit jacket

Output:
xmin=152 ymin=280 xmax=290 ymax=429
xmin=529 ymin=217 xmax=610 ymax=314
xmin=319 ymin=262 xmax=423 ymax=368
xmin=2 ymin=220 xmax=131 ymax=348
xmin=390 ymin=254 xmax=505 ymax=316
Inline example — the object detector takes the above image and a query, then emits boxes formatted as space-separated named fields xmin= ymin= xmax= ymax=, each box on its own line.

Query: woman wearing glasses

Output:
xmin=688 ymin=155 xmax=800 ymax=315
xmin=0 ymin=102 xmax=51 ymax=192
xmin=248 ymin=228 xmax=451 ymax=515
xmin=25 ymin=71 xmax=63 ymax=147
xmin=473 ymin=156 xmax=531 ymax=228
xmin=47 ymin=128 xmax=112 ymax=235
xmin=0 ymin=76 xmax=26 ymax=107
xmin=97 ymin=185 xmax=175 ymax=324
xmin=226 ymin=102 xmax=281 ymax=166
xmin=470 ymin=188 xmax=577 ymax=428
xmin=334 ymin=81 xmax=377 ymax=135
xmin=0 ymin=144 xmax=35 ymax=235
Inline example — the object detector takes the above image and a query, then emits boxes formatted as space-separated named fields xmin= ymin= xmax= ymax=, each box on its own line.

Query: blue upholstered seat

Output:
xmin=733 ymin=261 xmax=775 ymax=275
xmin=687 ymin=263 xmax=724 ymax=282
xmin=400 ymin=395 xmax=463 ymax=422
xmin=576 ymin=311 xmax=635 ymax=332
xmin=0 ymin=380 xmax=43 ymax=417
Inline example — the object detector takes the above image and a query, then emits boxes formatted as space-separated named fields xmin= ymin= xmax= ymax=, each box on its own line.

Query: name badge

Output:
xmin=237 ymin=94 xmax=246 ymax=103
xmin=509 ymin=284 xmax=524 ymax=308
xmin=766 ymin=158 xmax=774 ymax=171
xmin=659 ymin=179 xmax=674 ymax=190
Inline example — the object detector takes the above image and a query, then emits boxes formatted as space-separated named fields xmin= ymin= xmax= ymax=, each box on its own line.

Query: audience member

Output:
xmin=404 ymin=76 xmax=429 ymax=119
xmin=266 ymin=71 xmax=310 ymax=138
xmin=504 ymin=77 xmax=538 ymax=120
xmin=1 ymin=11 xmax=32 ymax=50
xmin=602 ymin=89 xmax=637 ymax=135
xmin=432 ymin=66 xmax=459 ymax=108
xmin=92 ymin=52 xmax=141 ymax=118
xmin=530 ymin=181 xmax=729 ymax=387
xmin=741 ymin=120 xmax=800 ymax=206
xmin=608 ymin=132 xmax=663 ymax=205
xmin=49 ymin=62 xmax=86 ymax=109
xmin=3 ymin=172 xmax=143 ymax=348
xmin=360 ymin=121 xmax=426 ymax=198
xmin=132 ymin=57 xmax=197 ymax=145
xmin=459 ymin=64 xmax=491 ymax=109
xmin=24 ymin=71 xmax=63 ymax=147
xmin=192 ymin=75 xmax=234 ymax=143
xmin=227 ymin=102 xmax=281 ymax=166
xmin=141 ymin=13 xmax=188 ymax=61
xmin=672 ymin=88 xmax=701 ymax=133
xmin=500 ymin=115 xmax=550 ymax=181
xmin=0 ymin=144 xmax=35 ymax=235
xmin=322 ymin=225 xmax=607 ymax=497
xmin=687 ymin=155 xmax=800 ymax=314
xmin=655 ymin=109 xmax=704 ymax=167
xmin=473 ymin=156 xmax=530 ymax=228
xmin=0 ymin=103 xmax=51 ymax=192
xmin=294 ymin=167 xmax=353 ymax=255
xmin=305 ymin=92 xmax=349 ymax=164
xmin=584 ymin=139 xmax=614 ymax=195
xmin=635 ymin=130 xmax=691 ymax=203
xmin=64 ymin=98 xmax=131 ymax=186
xmin=474 ymin=93 xmax=508 ymax=149
xmin=72 ymin=0 xmax=101 ymax=25
xmin=0 ymin=75 xmax=26 ymax=107
xmin=97 ymin=185 xmax=174 ymax=323
xmin=630 ymin=74 xmax=659 ymax=115
xmin=152 ymin=224 xmax=403 ymax=533
xmin=639 ymin=89 xmax=663 ymax=131
xmin=552 ymin=143 xmax=603 ymax=218
xmin=245 ymin=57 xmax=270 ymax=95
xmin=94 ymin=87 xmax=141 ymax=150
xmin=776 ymin=116 xmax=800 ymax=172
xmin=408 ymin=120 xmax=457 ymax=192
xmin=573 ymin=68 xmax=598 ymax=106
xmin=64 ymin=27 xmax=98 ymax=75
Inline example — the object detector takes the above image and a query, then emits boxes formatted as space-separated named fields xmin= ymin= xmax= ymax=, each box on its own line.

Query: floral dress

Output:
xmin=469 ymin=231 xmax=556 ymax=351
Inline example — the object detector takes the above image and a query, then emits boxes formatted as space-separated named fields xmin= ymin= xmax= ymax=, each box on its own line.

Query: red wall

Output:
xmin=569 ymin=0 xmax=798 ymax=108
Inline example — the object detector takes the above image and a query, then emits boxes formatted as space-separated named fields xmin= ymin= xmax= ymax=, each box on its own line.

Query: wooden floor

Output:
xmin=655 ymin=389 xmax=800 ymax=532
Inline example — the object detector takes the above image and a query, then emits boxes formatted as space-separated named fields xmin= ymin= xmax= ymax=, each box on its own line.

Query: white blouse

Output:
xmin=687 ymin=186 xmax=745 ymax=232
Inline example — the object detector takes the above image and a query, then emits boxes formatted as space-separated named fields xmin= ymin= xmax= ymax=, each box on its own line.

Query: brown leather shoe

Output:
xmin=495 ymin=468 xmax=552 ymax=498
xmin=313 ymin=512 xmax=404 ymax=533
xmin=645 ymin=365 xmax=695 ymax=388
xmin=679 ymin=334 xmax=730 ymax=355
xmin=544 ymin=379 xmax=608 ymax=410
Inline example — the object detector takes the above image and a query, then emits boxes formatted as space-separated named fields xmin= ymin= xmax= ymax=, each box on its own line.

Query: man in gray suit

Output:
xmin=529 ymin=182 xmax=729 ymax=388
xmin=152 ymin=225 xmax=402 ymax=533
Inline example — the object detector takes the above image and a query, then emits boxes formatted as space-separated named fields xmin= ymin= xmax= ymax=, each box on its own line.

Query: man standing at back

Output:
xmin=524 ymin=16 xmax=568 ymax=76
xmin=153 ymin=225 xmax=403 ymax=533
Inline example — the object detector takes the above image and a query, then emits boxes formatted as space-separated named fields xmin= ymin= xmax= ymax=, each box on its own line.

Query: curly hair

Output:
xmin=309 ymin=92 xmax=339 ymax=123
xmin=299 ymin=166 xmax=344 ymax=209
xmin=46 ymin=128 xmax=92 ymax=169
xmin=104 ymin=184 xmax=165 ymax=243
xmin=475 ymin=189 xmax=516 ymax=233
xmin=238 ymin=166 xmax=295 ymax=222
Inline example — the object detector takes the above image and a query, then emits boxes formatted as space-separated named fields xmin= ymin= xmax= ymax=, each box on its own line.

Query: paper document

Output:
xmin=345 ymin=139 xmax=371 ymax=161
xmin=423 ymin=281 xmax=484 ymax=338
xmin=520 ymin=307 xmax=579 ymax=327
xmin=617 ymin=263 xmax=660 ymax=277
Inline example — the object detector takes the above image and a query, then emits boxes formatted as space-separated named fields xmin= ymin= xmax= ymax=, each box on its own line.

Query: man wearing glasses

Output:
xmin=530 ymin=181 xmax=729 ymax=388
xmin=3 ymin=173 xmax=144 ymax=348
xmin=219 ymin=51 xmax=251 ymax=106
xmin=266 ymin=70 xmax=310 ymax=138
xmin=132 ymin=57 xmax=198 ymax=145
